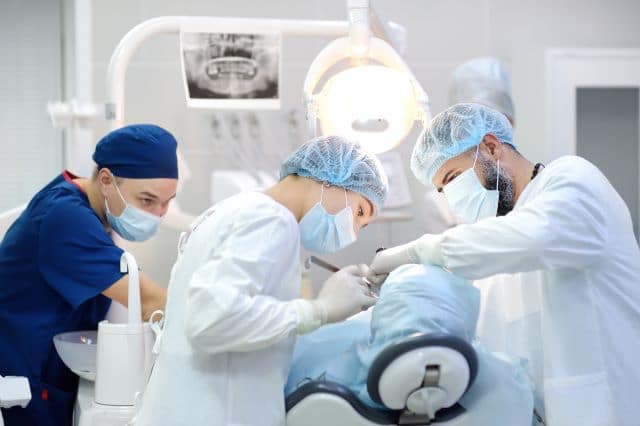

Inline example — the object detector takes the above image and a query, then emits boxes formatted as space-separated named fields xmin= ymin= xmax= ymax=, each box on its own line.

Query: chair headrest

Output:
xmin=367 ymin=333 xmax=478 ymax=406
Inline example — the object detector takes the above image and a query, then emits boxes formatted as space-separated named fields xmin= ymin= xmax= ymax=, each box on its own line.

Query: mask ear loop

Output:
xmin=105 ymin=172 xmax=127 ymax=215
xmin=319 ymin=183 xmax=349 ymax=210
xmin=471 ymin=145 xmax=481 ymax=181
xmin=474 ymin=144 xmax=500 ymax=190
xmin=496 ymin=159 xmax=500 ymax=190
xmin=110 ymin=172 xmax=127 ymax=205
xmin=319 ymin=181 xmax=326 ymax=204
xmin=472 ymin=144 xmax=480 ymax=168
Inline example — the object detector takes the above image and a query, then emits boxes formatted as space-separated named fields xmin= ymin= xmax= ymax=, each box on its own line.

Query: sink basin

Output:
xmin=53 ymin=331 xmax=97 ymax=381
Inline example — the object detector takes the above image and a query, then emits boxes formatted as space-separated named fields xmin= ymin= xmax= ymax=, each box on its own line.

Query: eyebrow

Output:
xmin=138 ymin=191 xmax=177 ymax=202
xmin=442 ymin=170 xmax=456 ymax=186
xmin=139 ymin=191 xmax=159 ymax=200
xmin=365 ymin=199 xmax=374 ymax=217
xmin=142 ymin=191 xmax=176 ymax=200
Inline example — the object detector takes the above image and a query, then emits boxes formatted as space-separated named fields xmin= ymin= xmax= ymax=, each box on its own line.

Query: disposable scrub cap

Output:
xmin=92 ymin=124 xmax=179 ymax=179
xmin=411 ymin=103 xmax=514 ymax=185
xmin=280 ymin=135 xmax=389 ymax=212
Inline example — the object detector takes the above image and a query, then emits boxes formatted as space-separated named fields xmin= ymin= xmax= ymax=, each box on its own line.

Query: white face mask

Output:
xmin=442 ymin=146 xmax=500 ymax=224
xmin=298 ymin=185 xmax=357 ymax=254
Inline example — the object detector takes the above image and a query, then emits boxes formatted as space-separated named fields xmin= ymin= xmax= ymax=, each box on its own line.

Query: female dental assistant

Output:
xmin=0 ymin=124 xmax=177 ymax=426
xmin=134 ymin=136 xmax=388 ymax=426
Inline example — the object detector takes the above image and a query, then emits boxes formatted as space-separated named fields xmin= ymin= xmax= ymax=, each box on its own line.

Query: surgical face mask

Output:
xmin=442 ymin=146 xmax=499 ymax=224
xmin=299 ymin=185 xmax=357 ymax=254
xmin=105 ymin=177 xmax=161 ymax=242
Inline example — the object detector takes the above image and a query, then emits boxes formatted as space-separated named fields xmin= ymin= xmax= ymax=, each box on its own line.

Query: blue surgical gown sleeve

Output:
xmin=37 ymin=200 xmax=124 ymax=308
xmin=184 ymin=209 xmax=300 ymax=354
xmin=438 ymin=157 xmax=608 ymax=280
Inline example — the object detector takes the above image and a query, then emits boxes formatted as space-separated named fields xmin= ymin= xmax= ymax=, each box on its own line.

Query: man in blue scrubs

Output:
xmin=0 ymin=124 xmax=179 ymax=426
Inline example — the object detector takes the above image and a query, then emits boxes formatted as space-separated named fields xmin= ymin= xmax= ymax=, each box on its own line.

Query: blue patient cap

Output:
xmin=92 ymin=124 xmax=179 ymax=179
xmin=373 ymin=264 xmax=480 ymax=343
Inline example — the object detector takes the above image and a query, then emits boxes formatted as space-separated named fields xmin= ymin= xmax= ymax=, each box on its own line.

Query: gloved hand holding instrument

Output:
xmin=294 ymin=257 xmax=378 ymax=334
xmin=367 ymin=235 xmax=445 ymax=286
xmin=305 ymin=256 xmax=380 ymax=298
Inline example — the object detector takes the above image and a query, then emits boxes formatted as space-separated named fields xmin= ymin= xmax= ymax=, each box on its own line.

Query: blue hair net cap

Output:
xmin=92 ymin=124 xmax=179 ymax=179
xmin=411 ymin=103 xmax=514 ymax=185
xmin=280 ymin=135 xmax=389 ymax=212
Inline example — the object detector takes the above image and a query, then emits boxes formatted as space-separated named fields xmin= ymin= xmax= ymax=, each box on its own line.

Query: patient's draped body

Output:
xmin=286 ymin=265 xmax=534 ymax=425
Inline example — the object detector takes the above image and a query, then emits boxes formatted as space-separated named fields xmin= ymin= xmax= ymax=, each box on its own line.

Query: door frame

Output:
xmin=546 ymin=48 xmax=640 ymax=237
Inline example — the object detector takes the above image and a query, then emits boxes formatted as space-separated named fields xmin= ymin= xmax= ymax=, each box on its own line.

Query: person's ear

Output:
xmin=98 ymin=168 xmax=113 ymax=194
xmin=480 ymin=134 xmax=503 ymax=161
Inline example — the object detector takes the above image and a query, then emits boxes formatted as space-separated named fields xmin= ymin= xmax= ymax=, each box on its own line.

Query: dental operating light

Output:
xmin=315 ymin=64 xmax=421 ymax=154
xmin=303 ymin=1 xmax=430 ymax=154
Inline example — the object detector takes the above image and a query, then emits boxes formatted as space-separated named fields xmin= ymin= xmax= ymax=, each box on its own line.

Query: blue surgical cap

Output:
xmin=411 ymin=103 xmax=514 ymax=185
xmin=92 ymin=124 xmax=179 ymax=179
xmin=280 ymin=135 xmax=389 ymax=213
xmin=371 ymin=264 xmax=480 ymax=344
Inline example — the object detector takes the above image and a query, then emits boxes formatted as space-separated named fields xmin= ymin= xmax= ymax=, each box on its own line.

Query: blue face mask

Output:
xmin=105 ymin=177 xmax=161 ymax=242
xmin=299 ymin=185 xmax=357 ymax=254
xmin=442 ymin=145 xmax=499 ymax=224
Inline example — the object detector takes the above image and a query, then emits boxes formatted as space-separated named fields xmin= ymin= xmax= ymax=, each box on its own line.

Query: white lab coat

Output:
xmin=438 ymin=156 xmax=640 ymax=426
xmin=135 ymin=192 xmax=301 ymax=426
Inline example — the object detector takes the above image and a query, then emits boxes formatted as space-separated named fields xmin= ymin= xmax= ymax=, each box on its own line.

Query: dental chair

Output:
xmin=286 ymin=332 xmax=478 ymax=426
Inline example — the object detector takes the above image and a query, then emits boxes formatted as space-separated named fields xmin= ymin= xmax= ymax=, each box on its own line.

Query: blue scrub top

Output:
xmin=0 ymin=171 xmax=124 ymax=426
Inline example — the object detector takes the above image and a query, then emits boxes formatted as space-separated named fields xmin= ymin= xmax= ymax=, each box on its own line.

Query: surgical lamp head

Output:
xmin=303 ymin=36 xmax=430 ymax=155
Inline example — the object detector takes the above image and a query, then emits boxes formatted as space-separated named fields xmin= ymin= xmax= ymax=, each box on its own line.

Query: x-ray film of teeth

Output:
xmin=181 ymin=31 xmax=281 ymax=109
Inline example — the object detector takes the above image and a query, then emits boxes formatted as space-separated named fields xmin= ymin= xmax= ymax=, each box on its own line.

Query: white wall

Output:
xmin=86 ymin=0 xmax=640 ymax=287
xmin=0 ymin=0 xmax=64 ymax=212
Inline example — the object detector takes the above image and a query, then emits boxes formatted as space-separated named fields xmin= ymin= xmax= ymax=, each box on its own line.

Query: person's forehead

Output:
xmin=122 ymin=177 xmax=177 ymax=192
xmin=432 ymin=153 xmax=474 ymax=185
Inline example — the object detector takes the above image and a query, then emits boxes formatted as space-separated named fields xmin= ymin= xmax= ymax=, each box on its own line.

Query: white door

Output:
xmin=546 ymin=49 xmax=640 ymax=241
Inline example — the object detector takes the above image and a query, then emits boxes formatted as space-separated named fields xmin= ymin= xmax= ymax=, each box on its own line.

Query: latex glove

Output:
xmin=293 ymin=265 xmax=377 ymax=334
xmin=368 ymin=234 xmax=445 ymax=285
xmin=317 ymin=264 xmax=378 ymax=323
xmin=367 ymin=242 xmax=417 ymax=286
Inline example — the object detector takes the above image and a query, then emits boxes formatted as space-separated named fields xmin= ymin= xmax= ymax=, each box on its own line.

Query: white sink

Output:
xmin=53 ymin=331 xmax=97 ymax=381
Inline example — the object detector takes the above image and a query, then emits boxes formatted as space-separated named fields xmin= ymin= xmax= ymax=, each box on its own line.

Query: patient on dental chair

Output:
xmin=286 ymin=265 xmax=534 ymax=425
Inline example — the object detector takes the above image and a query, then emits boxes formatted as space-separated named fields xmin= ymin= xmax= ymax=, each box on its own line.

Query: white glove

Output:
xmin=368 ymin=234 xmax=445 ymax=285
xmin=293 ymin=264 xmax=377 ymax=334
